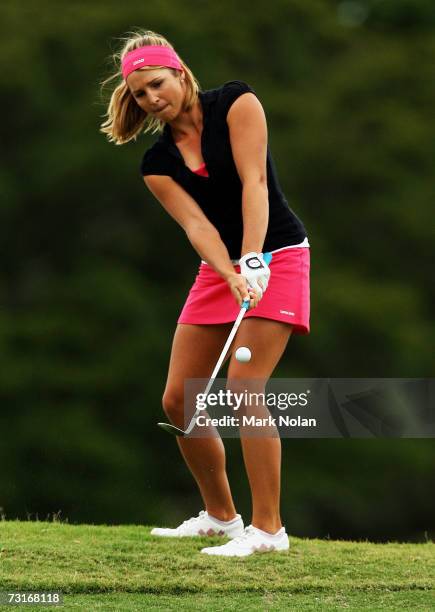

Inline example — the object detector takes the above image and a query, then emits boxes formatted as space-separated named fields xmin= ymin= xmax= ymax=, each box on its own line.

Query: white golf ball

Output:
xmin=235 ymin=346 xmax=251 ymax=363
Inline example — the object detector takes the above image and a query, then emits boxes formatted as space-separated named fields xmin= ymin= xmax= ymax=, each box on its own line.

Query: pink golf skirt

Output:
xmin=177 ymin=246 xmax=310 ymax=334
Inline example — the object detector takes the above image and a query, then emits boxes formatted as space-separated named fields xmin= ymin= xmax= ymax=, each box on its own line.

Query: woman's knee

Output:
xmin=226 ymin=376 xmax=267 ymax=397
xmin=162 ymin=387 xmax=185 ymax=422
xmin=225 ymin=377 xmax=268 ymax=420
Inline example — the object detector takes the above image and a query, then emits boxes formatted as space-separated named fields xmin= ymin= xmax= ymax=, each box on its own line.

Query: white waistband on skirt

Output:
xmin=200 ymin=237 xmax=310 ymax=265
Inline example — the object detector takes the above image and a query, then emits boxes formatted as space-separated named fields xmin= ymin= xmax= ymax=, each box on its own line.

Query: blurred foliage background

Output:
xmin=0 ymin=0 xmax=433 ymax=542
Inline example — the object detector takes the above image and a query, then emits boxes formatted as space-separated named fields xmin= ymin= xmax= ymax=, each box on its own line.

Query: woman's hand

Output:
xmin=226 ymin=272 xmax=261 ymax=309
xmin=239 ymin=252 xmax=271 ymax=300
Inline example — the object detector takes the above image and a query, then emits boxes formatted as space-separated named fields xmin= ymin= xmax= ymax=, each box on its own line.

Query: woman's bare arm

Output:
xmin=227 ymin=92 xmax=269 ymax=256
xmin=143 ymin=174 xmax=235 ymax=280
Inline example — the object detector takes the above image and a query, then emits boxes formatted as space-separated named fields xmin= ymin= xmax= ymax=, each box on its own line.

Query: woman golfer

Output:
xmin=101 ymin=30 xmax=310 ymax=557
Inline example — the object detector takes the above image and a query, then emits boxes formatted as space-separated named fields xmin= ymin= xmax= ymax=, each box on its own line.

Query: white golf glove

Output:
xmin=239 ymin=252 xmax=271 ymax=300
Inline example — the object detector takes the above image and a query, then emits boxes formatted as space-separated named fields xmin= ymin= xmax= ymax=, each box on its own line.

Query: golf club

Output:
xmin=158 ymin=252 xmax=272 ymax=436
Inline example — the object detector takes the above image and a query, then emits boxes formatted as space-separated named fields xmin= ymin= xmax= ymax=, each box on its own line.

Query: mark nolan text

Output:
xmin=196 ymin=415 xmax=317 ymax=427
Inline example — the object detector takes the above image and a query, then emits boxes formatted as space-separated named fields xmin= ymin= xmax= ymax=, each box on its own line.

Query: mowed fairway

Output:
xmin=0 ymin=521 xmax=433 ymax=610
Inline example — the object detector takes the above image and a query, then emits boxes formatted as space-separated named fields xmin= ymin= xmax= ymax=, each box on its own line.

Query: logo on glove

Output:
xmin=245 ymin=256 xmax=264 ymax=270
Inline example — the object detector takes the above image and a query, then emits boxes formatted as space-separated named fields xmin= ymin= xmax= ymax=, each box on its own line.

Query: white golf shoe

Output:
xmin=200 ymin=524 xmax=289 ymax=557
xmin=150 ymin=510 xmax=244 ymax=538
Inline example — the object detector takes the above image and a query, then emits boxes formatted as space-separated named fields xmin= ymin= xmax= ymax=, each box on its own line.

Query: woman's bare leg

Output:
xmin=226 ymin=317 xmax=293 ymax=533
xmin=162 ymin=322 xmax=237 ymax=521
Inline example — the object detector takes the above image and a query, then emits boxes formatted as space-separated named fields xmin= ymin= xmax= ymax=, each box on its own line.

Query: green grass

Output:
xmin=0 ymin=521 xmax=434 ymax=611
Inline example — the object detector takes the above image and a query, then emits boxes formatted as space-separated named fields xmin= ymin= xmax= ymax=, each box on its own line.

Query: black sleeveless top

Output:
xmin=140 ymin=80 xmax=307 ymax=259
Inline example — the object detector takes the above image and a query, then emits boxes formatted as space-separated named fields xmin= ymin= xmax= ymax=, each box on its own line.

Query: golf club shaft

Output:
xmin=184 ymin=300 xmax=249 ymax=435
xmin=158 ymin=252 xmax=273 ymax=436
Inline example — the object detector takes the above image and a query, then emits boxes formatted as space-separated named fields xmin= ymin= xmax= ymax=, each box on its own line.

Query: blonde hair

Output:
xmin=100 ymin=29 xmax=201 ymax=145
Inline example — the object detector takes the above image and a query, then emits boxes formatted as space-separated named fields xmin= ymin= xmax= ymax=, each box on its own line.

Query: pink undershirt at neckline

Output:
xmin=192 ymin=162 xmax=209 ymax=177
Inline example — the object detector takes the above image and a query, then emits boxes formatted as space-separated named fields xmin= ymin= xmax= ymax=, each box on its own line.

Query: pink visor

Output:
xmin=122 ymin=45 xmax=182 ymax=80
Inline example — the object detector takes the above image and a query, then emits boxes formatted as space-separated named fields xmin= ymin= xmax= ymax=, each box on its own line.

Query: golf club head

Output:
xmin=157 ymin=422 xmax=186 ymax=436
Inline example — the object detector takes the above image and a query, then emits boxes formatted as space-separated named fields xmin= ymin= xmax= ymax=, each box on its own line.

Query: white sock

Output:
xmin=208 ymin=513 xmax=240 ymax=525
xmin=252 ymin=525 xmax=285 ymax=538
